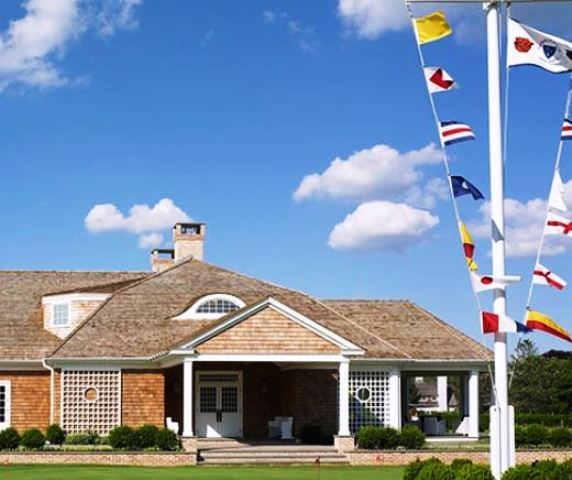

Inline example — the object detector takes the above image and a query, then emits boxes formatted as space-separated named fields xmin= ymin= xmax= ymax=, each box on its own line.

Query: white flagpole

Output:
xmin=485 ymin=2 xmax=512 ymax=478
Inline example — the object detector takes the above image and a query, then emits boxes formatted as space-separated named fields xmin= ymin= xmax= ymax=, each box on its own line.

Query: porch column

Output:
xmin=468 ymin=369 xmax=480 ymax=438
xmin=182 ymin=358 xmax=194 ymax=437
xmin=338 ymin=359 xmax=350 ymax=436
xmin=388 ymin=368 xmax=401 ymax=430
xmin=437 ymin=376 xmax=448 ymax=412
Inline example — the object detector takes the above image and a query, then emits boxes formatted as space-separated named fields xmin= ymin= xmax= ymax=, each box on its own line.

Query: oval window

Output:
xmin=356 ymin=387 xmax=371 ymax=403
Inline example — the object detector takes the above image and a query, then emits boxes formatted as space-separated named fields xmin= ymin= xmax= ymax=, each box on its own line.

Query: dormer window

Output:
xmin=172 ymin=294 xmax=246 ymax=320
xmin=53 ymin=304 xmax=70 ymax=327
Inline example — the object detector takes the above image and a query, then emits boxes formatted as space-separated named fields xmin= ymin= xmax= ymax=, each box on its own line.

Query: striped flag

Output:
xmin=545 ymin=211 xmax=572 ymax=236
xmin=481 ymin=311 xmax=530 ymax=334
xmin=526 ymin=310 xmax=572 ymax=342
xmin=563 ymin=119 xmax=572 ymax=141
xmin=533 ymin=263 xmax=567 ymax=290
xmin=440 ymin=121 xmax=476 ymax=146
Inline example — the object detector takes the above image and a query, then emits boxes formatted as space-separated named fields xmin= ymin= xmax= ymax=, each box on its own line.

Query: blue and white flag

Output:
xmin=562 ymin=119 xmax=572 ymax=140
xmin=440 ymin=121 xmax=476 ymax=146
xmin=450 ymin=176 xmax=484 ymax=200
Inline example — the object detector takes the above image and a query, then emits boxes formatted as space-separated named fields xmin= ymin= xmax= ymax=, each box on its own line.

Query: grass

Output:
xmin=0 ymin=465 xmax=404 ymax=480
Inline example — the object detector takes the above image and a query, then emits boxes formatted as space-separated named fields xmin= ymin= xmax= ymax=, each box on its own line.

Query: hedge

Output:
xmin=502 ymin=459 xmax=572 ymax=479
xmin=514 ymin=424 xmax=572 ymax=448
xmin=481 ymin=413 xmax=572 ymax=431
xmin=405 ymin=458 xmax=494 ymax=480
xmin=356 ymin=426 xmax=425 ymax=450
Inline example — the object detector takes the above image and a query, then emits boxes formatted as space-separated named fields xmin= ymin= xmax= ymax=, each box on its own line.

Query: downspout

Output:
xmin=42 ymin=359 xmax=55 ymax=425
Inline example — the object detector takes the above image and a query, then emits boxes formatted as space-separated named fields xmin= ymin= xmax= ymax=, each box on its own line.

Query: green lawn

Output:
xmin=0 ymin=465 xmax=404 ymax=480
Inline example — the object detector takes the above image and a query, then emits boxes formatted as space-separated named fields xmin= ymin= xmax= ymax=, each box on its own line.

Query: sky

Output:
xmin=0 ymin=0 xmax=572 ymax=354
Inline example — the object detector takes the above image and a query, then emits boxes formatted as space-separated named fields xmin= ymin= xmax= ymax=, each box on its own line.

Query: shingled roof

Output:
xmin=49 ymin=259 xmax=491 ymax=362
xmin=0 ymin=271 xmax=148 ymax=361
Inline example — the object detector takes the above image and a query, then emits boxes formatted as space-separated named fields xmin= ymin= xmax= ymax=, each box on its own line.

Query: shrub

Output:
xmin=502 ymin=465 xmax=533 ymax=480
xmin=549 ymin=427 xmax=572 ymax=447
xmin=45 ymin=424 xmax=65 ymax=445
xmin=20 ymin=428 xmax=46 ymax=450
xmin=450 ymin=458 xmax=473 ymax=473
xmin=0 ymin=428 xmax=20 ymax=450
xmin=300 ymin=425 xmax=323 ymax=444
xmin=108 ymin=426 xmax=135 ymax=450
xmin=525 ymin=424 xmax=549 ymax=446
xmin=156 ymin=428 xmax=178 ymax=451
xmin=403 ymin=458 xmax=442 ymax=480
xmin=530 ymin=460 xmax=560 ymax=480
xmin=134 ymin=424 xmax=159 ymax=449
xmin=399 ymin=425 xmax=425 ymax=450
xmin=356 ymin=426 xmax=399 ymax=450
xmin=65 ymin=433 xmax=91 ymax=445
xmin=514 ymin=425 xmax=527 ymax=447
xmin=456 ymin=464 xmax=494 ymax=480
xmin=558 ymin=459 xmax=572 ymax=480
xmin=417 ymin=461 xmax=454 ymax=480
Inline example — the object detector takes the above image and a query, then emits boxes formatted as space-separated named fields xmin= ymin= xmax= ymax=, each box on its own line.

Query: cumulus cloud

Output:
xmin=262 ymin=10 xmax=319 ymax=52
xmin=0 ymin=0 xmax=142 ymax=91
xmin=469 ymin=182 xmax=572 ymax=257
xmin=85 ymin=198 xmax=190 ymax=249
xmin=328 ymin=200 xmax=439 ymax=251
xmin=293 ymin=143 xmax=442 ymax=206
xmin=337 ymin=0 xmax=410 ymax=39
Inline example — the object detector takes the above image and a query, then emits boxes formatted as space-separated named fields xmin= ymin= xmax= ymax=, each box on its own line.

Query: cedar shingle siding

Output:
xmin=0 ymin=372 xmax=50 ymax=431
xmin=122 ymin=370 xmax=165 ymax=427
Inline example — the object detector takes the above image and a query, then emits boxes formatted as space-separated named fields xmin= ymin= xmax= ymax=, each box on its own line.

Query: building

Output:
xmin=0 ymin=223 xmax=490 ymax=450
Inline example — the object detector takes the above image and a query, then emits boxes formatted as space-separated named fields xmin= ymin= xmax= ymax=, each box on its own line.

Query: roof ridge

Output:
xmin=49 ymin=258 xmax=195 ymax=359
xmin=322 ymin=299 xmax=410 ymax=303
xmin=0 ymin=269 xmax=148 ymax=274
xmin=407 ymin=303 xmax=492 ymax=360
xmin=313 ymin=298 xmax=413 ymax=359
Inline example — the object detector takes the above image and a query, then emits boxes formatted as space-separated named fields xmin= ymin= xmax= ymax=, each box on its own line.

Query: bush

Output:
xmin=525 ymin=424 xmax=549 ymax=446
xmin=156 ymin=428 xmax=178 ymax=451
xmin=45 ymin=424 xmax=65 ymax=445
xmin=134 ymin=424 xmax=159 ymax=449
xmin=108 ymin=426 xmax=135 ymax=450
xmin=417 ymin=461 xmax=454 ymax=480
xmin=399 ymin=426 xmax=425 ymax=450
xmin=356 ymin=426 xmax=399 ymax=450
xmin=559 ymin=459 xmax=572 ymax=480
xmin=549 ymin=427 xmax=572 ymax=447
xmin=514 ymin=425 xmax=527 ymax=447
xmin=502 ymin=465 xmax=533 ymax=480
xmin=450 ymin=458 xmax=473 ymax=473
xmin=0 ymin=427 xmax=20 ymax=450
xmin=300 ymin=425 xmax=323 ymax=444
xmin=403 ymin=458 xmax=442 ymax=480
xmin=531 ymin=460 xmax=560 ymax=480
xmin=456 ymin=464 xmax=494 ymax=480
xmin=65 ymin=433 xmax=92 ymax=445
xmin=20 ymin=428 xmax=46 ymax=450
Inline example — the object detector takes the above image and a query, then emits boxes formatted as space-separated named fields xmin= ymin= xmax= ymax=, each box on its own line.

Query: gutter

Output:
xmin=41 ymin=359 xmax=55 ymax=425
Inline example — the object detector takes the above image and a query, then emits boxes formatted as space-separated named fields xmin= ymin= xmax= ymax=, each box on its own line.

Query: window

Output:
xmin=52 ymin=304 xmax=70 ymax=327
xmin=0 ymin=381 xmax=11 ymax=429
xmin=172 ymin=294 xmax=246 ymax=320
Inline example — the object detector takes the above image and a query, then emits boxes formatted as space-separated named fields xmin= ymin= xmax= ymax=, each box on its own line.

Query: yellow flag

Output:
xmin=458 ymin=222 xmax=478 ymax=272
xmin=415 ymin=11 xmax=452 ymax=45
xmin=526 ymin=310 xmax=572 ymax=342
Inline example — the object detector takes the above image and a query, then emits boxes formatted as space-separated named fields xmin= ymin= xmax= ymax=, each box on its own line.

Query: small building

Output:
xmin=0 ymin=223 xmax=490 ymax=448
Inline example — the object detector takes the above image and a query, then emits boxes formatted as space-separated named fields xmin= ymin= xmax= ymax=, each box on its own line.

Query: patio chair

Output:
xmin=268 ymin=416 xmax=294 ymax=439
xmin=166 ymin=417 xmax=180 ymax=435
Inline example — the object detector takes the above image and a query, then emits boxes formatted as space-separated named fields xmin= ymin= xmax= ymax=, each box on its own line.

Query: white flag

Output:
xmin=423 ymin=67 xmax=457 ymax=94
xmin=545 ymin=211 xmax=572 ymax=236
xmin=470 ymin=272 xmax=521 ymax=293
xmin=508 ymin=19 xmax=572 ymax=73
xmin=549 ymin=171 xmax=568 ymax=212
xmin=533 ymin=263 xmax=567 ymax=290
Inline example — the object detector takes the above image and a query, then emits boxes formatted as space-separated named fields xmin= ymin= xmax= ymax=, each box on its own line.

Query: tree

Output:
xmin=510 ymin=339 xmax=539 ymax=362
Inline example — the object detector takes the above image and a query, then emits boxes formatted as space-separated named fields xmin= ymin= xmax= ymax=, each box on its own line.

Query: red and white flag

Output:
xmin=470 ymin=272 xmax=521 ymax=293
xmin=549 ymin=171 xmax=568 ymax=212
xmin=481 ymin=311 xmax=530 ymax=334
xmin=423 ymin=66 xmax=457 ymax=94
xmin=533 ymin=263 xmax=567 ymax=290
xmin=545 ymin=211 xmax=572 ymax=236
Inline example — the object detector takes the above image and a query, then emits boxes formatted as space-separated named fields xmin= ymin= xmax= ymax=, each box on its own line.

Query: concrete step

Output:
xmin=201 ymin=446 xmax=337 ymax=454
xmin=200 ymin=455 xmax=349 ymax=465
xmin=201 ymin=451 xmax=341 ymax=458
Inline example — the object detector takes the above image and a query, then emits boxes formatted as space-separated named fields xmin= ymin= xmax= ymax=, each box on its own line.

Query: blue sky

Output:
xmin=1 ymin=0 xmax=572 ymax=353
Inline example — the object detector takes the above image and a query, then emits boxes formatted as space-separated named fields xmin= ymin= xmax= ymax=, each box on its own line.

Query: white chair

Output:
xmin=268 ymin=416 xmax=294 ymax=439
xmin=455 ymin=416 xmax=470 ymax=436
xmin=166 ymin=417 xmax=180 ymax=435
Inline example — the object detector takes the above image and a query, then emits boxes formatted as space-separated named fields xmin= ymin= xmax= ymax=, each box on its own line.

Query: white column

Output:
xmin=182 ymin=359 xmax=194 ymax=437
xmin=437 ymin=376 xmax=448 ymax=412
xmin=468 ymin=370 xmax=480 ymax=438
xmin=388 ymin=369 xmax=401 ymax=430
xmin=338 ymin=360 xmax=350 ymax=436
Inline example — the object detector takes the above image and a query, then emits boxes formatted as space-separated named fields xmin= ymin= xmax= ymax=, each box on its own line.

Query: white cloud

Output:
xmin=262 ymin=10 xmax=319 ymax=52
xmin=470 ymin=182 xmax=572 ymax=257
xmin=337 ymin=0 xmax=409 ymax=39
xmin=0 ymin=0 xmax=142 ymax=91
xmin=94 ymin=0 xmax=142 ymax=37
xmin=85 ymin=198 xmax=191 ymax=248
xmin=138 ymin=232 xmax=164 ymax=249
xmin=328 ymin=200 xmax=439 ymax=251
xmin=293 ymin=143 xmax=442 ymax=205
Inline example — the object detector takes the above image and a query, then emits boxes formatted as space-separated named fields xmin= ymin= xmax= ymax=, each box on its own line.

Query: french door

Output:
xmin=195 ymin=372 xmax=242 ymax=438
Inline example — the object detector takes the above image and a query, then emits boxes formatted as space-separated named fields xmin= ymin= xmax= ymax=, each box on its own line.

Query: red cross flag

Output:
xmin=423 ymin=66 xmax=457 ymax=94
xmin=533 ymin=263 xmax=567 ymax=290
xmin=545 ymin=212 xmax=572 ymax=236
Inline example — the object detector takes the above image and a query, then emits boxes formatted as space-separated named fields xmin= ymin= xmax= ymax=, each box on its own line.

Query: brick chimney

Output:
xmin=173 ymin=223 xmax=206 ymax=262
xmin=150 ymin=249 xmax=175 ymax=273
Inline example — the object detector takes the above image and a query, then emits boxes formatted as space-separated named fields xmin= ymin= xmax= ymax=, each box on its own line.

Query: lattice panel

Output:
xmin=62 ymin=370 xmax=120 ymax=435
xmin=349 ymin=370 xmax=390 ymax=434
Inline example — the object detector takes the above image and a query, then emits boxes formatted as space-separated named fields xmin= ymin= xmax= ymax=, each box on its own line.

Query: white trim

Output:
xmin=174 ymin=353 xmax=349 ymax=363
xmin=0 ymin=361 xmax=46 ymax=371
xmin=172 ymin=293 xmax=246 ymax=321
xmin=175 ymin=297 xmax=364 ymax=355
xmin=183 ymin=359 xmax=194 ymax=437
xmin=41 ymin=293 xmax=110 ymax=304
xmin=0 ymin=381 xmax=11 ymax=429
xmin=388 ymin=368 xmax=401 ymax=430
xmin=338 ymin=360 xmax=350 ymax=436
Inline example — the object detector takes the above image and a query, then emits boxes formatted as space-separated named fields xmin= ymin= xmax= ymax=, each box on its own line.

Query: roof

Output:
xmin=0 ymin=271 xmax=148 ymax=361
xmin=49 ymin=260 xmax=491 ymax=362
